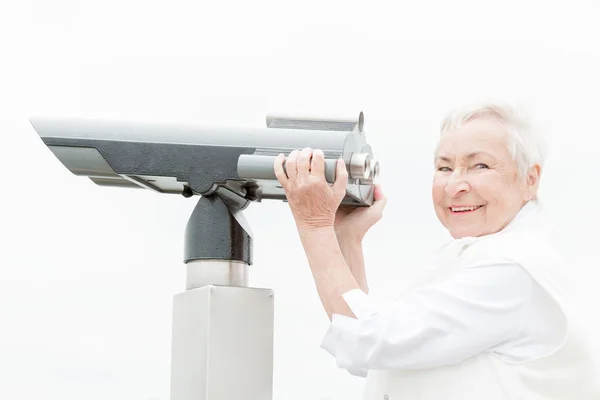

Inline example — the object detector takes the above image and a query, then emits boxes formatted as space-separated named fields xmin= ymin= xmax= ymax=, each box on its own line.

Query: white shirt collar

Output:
xmin=443 ymin=200 xmax=547 ymax=250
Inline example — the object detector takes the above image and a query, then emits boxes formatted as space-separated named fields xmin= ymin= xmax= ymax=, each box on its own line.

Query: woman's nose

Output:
xmin=445 ymin=172 xmax=471 ymax=197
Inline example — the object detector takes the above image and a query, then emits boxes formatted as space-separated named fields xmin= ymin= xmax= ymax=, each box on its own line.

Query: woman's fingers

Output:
xmin=373 ymin=184 xmax=385 ymax=201
xmin=310 ymin=149 xmax=325 ymax=178
xmin=332 ymin=158 xmax=348 ymax=201
xmin=369 ymin=184 xmax=387 ymax=219
xmin=274 ymin=153 xmax=288 ymax=189
xmin=296 ymin=147 xmax=313 ymax=179
xmin=276 ymin=149 xmax=351 ymax=205
xmin=286 ymin=149 xmax=300 ymax=182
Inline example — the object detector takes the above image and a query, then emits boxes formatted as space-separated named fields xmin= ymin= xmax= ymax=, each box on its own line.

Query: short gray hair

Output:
xmin=437 ymin=101 xmax=548 ymax=179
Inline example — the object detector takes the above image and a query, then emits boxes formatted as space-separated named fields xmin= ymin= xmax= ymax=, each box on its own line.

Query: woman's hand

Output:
xmin=274 ymin=148 xmax=348 ymax=232
xmin=335 ymin=184 xmax=387 ymax=242
xmin=274 ymin=147 xmax=361 ymax=320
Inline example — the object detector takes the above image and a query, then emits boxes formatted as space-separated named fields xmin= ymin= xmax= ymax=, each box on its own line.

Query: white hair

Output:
xmin=437 ymin=101 xmax=548 ymax=180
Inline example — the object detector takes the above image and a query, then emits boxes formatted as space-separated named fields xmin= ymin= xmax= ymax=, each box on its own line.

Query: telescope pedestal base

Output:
xmin=169 ymin=285 xmax=274 ymax=400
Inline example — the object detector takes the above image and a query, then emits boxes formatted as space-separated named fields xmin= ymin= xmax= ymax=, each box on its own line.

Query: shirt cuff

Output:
xmin=319 ymin=289 xmax=381 ymax=377
xmin=320 ymin=313 xmax=370 ymax=377
xmin=341 ymin=289 xmax=380 ymax=319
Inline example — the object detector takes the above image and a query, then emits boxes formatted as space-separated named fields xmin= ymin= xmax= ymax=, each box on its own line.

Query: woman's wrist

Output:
xmin=335 ymin=228 xmax=364 ymax=245
xmin=335 ymin=227 xmax=368 ymax=294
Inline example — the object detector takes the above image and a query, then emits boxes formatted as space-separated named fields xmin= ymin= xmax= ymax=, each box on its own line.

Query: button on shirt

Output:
xmin=320 ymin=250 xmax=565 ymax=377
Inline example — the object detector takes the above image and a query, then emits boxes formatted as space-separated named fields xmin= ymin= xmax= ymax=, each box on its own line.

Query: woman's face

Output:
xmin=432 ymin=117 xmax=539 ymax=239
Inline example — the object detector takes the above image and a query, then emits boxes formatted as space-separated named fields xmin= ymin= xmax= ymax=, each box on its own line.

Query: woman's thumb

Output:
xmin=370 ymin=185 xmax=387 ymax=216
xmin=373 ymin=184 xmax=385 ymax=201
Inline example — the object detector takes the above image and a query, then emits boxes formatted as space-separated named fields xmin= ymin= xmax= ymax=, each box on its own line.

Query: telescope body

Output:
xmin=30 ymin=112 xmax=379 ymax=207
xmin=31 ymin=111 xmax=381 ymax=400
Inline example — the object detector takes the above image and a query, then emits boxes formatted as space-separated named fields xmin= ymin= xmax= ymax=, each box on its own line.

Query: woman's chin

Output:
xmin=448 ymin=225 xmax=483 ymax=239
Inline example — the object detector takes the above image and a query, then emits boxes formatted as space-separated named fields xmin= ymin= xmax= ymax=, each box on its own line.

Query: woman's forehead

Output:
xmin=437 ymin=118 xmax=509 ymax=156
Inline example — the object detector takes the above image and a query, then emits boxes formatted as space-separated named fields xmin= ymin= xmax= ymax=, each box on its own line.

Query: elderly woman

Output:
xmin=273 ymin=102 xmax=599 ymax=400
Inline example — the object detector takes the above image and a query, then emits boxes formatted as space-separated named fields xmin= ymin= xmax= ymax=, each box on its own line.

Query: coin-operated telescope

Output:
xmin=30 ymin=111 xmax=380 ymax=400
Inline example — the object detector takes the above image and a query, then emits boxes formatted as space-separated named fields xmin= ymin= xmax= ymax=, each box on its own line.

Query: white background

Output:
xmin=1 ymin=1 xmax=600 ymax=399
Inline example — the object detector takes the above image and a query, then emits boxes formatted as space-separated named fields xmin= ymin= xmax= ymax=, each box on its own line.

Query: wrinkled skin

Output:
xmin=433 ymin=116 xmax=541 ymax=239
xmin=274 ymin=148 xmax=387 ymax=238
xmin=334 ymin=184 xmax=387 ymax=241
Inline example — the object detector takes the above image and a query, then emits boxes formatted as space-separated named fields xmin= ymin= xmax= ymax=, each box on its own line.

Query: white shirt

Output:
xmin=320 ymin=211 xmax=566 ymax=378
xmin=320 ymin=201 xmax=600 ymax=399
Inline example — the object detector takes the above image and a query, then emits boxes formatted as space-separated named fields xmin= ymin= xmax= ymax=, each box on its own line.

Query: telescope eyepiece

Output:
xmin=350 ymin=153 xmax=372 ymax=180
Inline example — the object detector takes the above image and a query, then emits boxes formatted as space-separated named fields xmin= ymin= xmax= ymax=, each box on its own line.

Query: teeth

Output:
xmin=451 ymin=206 xmax=480 ymax=212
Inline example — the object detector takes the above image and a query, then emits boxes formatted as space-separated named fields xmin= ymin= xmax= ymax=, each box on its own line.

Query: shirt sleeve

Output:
xmin=320 ymin=261 xmax=533 ymax=377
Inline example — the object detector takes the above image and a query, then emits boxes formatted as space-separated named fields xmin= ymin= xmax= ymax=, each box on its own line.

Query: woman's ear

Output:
xmin=525 ymin=164 xmax=541 ymax=200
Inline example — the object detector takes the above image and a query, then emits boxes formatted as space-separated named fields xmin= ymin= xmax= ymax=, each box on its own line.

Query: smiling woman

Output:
xmin=275 ymin=101 xmax=600 ymax=400
xmin=432 ymin=106 xmax=544 ymax=238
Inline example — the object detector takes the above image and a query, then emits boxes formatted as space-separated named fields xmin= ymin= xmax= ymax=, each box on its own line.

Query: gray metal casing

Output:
xmin=30 ymin=111 xmax=379 ymax=400
xmin=170 ymin=285 xmax=274 ymax=400
xmin=30 ymin=113 xmax=376 ymax=206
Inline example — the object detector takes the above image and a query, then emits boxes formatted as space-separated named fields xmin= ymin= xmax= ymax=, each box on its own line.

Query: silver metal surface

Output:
xmin=237 ymin=154 xmax=338 ymax=183
xmin=370 ymin=159 xmax=380 ymax=182
xmin=170 ymin=285 xmax=274 ymax=400
xmin=266 ymin=111 xmax=364 ymax=132
xmin=349 ymin=152 xmax=372 ymax=179
xmin=31 ymin=113 xmax=379 ymax=206
xmin=31 ymin=116 xmax=348 ymax=149
xmin=186 ymin=260 xmax=249 ymax=289
xmin=48 ymin=146 xmax=119 ymax=178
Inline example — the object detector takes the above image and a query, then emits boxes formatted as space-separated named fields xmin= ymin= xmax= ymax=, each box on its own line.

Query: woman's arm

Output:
xmin=272 ymin=148 xmax=383 ymax=320
xmin=320 ymin=261 xmax=535 ymax=375
xmin=298 ymin=226 xmax=361 ymax=321
xmin=335 ymin=233 xmax=369 ymax=294
xmin=332 ymin=186 xmax=387 ymax=295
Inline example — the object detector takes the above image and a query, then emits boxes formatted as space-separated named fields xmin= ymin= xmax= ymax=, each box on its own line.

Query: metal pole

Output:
xmin=170 ymin=194 xmax=274 ymax=400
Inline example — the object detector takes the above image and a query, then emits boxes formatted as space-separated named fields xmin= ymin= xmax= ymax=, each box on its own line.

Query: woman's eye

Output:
xmin=437 ymin=166 xmax=452 ymax=172
xmin=474 ymin=163 xmax=489 ymax=169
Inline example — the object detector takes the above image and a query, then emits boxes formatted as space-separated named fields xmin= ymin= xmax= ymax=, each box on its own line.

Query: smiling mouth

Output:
xmin=449 ymin=205 xmax=484 ymax=214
